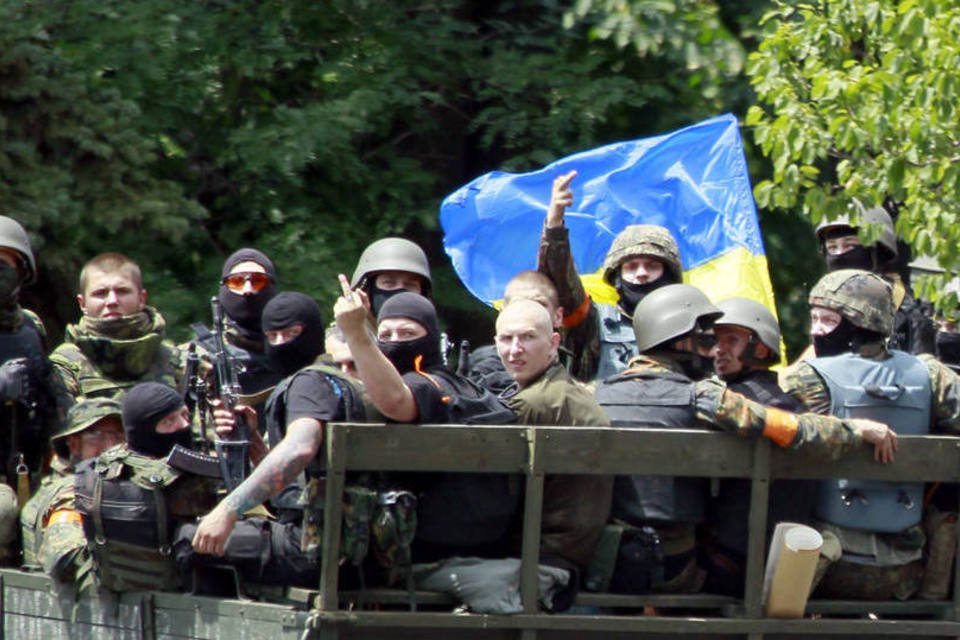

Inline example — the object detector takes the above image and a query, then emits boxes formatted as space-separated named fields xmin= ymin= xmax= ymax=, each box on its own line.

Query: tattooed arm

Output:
xmin=191 ymin=417 xmax=323 ymax=556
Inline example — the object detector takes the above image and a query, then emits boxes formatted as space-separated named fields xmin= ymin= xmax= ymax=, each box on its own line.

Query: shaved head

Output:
xmin=496 ymin=299 xmax=560 ymax=387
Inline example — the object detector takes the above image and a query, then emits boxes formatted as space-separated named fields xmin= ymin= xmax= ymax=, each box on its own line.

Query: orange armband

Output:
xmin=761 ymin=408 xmax=799 ymax=448
xmin=45 ymin=508 xmax=83 ymax=527
xmin=562 ymin=294 xmax=592 ymax=330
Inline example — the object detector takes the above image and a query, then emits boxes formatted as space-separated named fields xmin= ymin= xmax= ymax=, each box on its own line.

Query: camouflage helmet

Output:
xmin=715 ymin=297 xmax=781 ymax=361
xmin=808 ymin=269 xmax=894 ymax=336
xmin=0 ymin=216 xmax=36 ymax=284
xmin=602 ymin=225 xmax=682 ymax=286
xmin=632 ymin=284 xmax=723 ymax=352
xmin=53 ymin=398 xmax=123 ymax=444
xmin=350 ymin=237 xmax=432 ymax=291
xmin=815 ymin=201 xmax=898 ymax=262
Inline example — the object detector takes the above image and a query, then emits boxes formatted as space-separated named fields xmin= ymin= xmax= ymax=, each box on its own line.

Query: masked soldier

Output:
xmin=594 ymin=284 xmax=897 ymax=595
xmin=0 ymin=216 xmax=70 ymax=563
xmin=350 ymin=237 xmax=432 ymax=320
xmin=782 ymin=269 xmax=960 ymax=600
xmin=815 ymin=201 xmax=935 ymax=355
xmin=538 ymin=171 xmax=683 ymax=382
xmin=49 ymin=253 xmax=183 ymax=401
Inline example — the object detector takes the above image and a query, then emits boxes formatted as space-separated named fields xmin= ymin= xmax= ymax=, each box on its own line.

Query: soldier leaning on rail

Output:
xmin=19 ymin=399 xmax=124 ymax=583
xmin=593 ymin=284 xmax=897 ymax=596
xmin=538 ymin=170 xmax=684 ymax=383
xmin=782 ymin=269 xmax=960 ymax=601
xmin=699 ymin=298 xmax=816 ymax=596
xmin=49 ymin=252 xmax=184 ymax=402
xmin=0 ymin=216 xmax=71 ymax=565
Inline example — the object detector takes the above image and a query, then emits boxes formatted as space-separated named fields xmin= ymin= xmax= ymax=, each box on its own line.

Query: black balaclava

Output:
xmin=376 ymin=292 xmax=442 ymax=374
xmin=261 ymin=291 xmax=324 ymax=377
xmin=821 ymin=228 xmax=875 ymax=272
xmin=218 ymin=248 xmax=277 ymax=336
xmin=936 ymin=331 xmax=960 ymax=367
xmin=122 ymin=382 xmax=191 ymax=457
xmin=615 ymin=266 xmax=677 ymax=317
xmin=369 ymin=284 xmax=410 ymax=319
xmin=812 ymin=316 xmax=883 ymax=357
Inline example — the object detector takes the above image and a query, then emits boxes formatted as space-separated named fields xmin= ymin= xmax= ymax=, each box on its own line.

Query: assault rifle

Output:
xmin=209 ymin=297 xmax=250 ymax=491
xmin=182 ymin=342 xmax=210 ymax=451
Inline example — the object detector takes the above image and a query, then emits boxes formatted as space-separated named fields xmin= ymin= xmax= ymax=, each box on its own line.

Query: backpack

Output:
xmin=410 ymin=367 xmax=522 ymax=548
xmin=74 ymin=446 xmax=183 ymax=592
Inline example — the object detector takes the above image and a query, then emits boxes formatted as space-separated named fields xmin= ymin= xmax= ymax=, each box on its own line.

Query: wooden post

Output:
xmin=743 ymin=437 xmax=772 ymax=624
xmin=519 ymin=428 xmax=546 ymax=628
xmin=317 ymin=423 xmax=348 ymax=613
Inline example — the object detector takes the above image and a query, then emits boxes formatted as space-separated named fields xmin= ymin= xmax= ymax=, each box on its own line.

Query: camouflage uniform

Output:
xmin=538 ymin=224 xmax=681 ymax=383
xmin=20 ymin=399 xmax=123 ymax=583
xmin=629 ymin=354 xmax=864 ymax=456
xmin=783 ymin=269 xmax=960 ymax=600
xmin=505 ymin=361 xmax=613 ymax=570
xmin=50 ymin=306 xmax=183 ymax=401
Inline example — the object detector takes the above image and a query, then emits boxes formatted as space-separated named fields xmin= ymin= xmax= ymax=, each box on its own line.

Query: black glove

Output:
xmin=0 ymin=358 xmax=29 ymax=402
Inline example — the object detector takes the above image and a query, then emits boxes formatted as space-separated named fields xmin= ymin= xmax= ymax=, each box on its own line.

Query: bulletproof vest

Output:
xmin=74 ymin=446 xmax=183 ymax=592
xmin=595 ymin=369 xmax=707 ymax=525
xmin=594 ymin=303 xmax=638 ymax=381
xmin=192 ymin=324 xmax=282 ymax=396
xmin=20 ymin=471 xmax=74 ymax=567
xmin=711 ymin=371 xmax=814 ymax=554
xmin=51 ymin=341 xmax=180 ymax=398
xmin=0 ymin=313 xmax=50 ymax=468
xmin=807 ymin=351 xmax=930 ymax=532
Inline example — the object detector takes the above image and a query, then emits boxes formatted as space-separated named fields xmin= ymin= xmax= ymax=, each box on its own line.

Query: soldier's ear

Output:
xmin=549 ymin=331 xmax=561 ymax=352
xmin=76 ymin=293 xmax=86 ymax=313
xmin=139 ymin=288 xmax=148 ymax=309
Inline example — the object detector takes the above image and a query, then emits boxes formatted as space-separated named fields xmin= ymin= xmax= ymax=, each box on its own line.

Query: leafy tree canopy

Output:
xmin=747 ymin=0 xmax=960 ymax=311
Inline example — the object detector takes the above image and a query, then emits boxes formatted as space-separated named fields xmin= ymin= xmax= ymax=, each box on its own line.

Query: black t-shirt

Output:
xmin=402 ymin=369 xmax=451 ymax=424
xmin=281 ymin=370 xmax=344 ymax=432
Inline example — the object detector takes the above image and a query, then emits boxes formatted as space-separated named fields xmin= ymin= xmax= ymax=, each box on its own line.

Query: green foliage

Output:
xmin=747 ymin=0 xmax=960 ymax=313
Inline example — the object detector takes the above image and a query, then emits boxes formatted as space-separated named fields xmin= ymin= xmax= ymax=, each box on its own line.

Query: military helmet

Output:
xmin=0 ymin=216 xmax=36 ymax=284
xmin=715 ymin=297 xmax=781 ymax=361
xmin=602 ymin=225 xmax=682 ymax=286
xmin=808 ymin=269 xmax=894 ymax=336
xmin=53 ymin=398 xmax=123 ymax=444
xmin=815 ymin=201 xmax=898 ymax=262
xmin=632 ymin=284 xmax=723 ymax=352
xmin=350 ymin=237 xmax=432 ymax=291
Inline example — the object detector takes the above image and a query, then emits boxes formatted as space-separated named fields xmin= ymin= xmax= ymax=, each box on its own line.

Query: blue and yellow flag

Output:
xmin=440 ymin=113 xmax=776 ymax=315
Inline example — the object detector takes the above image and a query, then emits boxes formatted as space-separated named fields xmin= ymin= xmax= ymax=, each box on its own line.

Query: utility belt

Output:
xmin=299 ymin=477 xmax=417 ymax=586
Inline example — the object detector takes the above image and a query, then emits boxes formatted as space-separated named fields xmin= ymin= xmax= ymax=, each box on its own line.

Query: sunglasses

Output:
xmin=222 ymin=272 xmax=273 ymax=293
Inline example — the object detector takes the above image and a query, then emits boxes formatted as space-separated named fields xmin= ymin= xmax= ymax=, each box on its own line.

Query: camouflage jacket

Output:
xmin=623 ymin=354 xmax=863 ymax=457
xmin=19 ymin=456 xmax=88 ymax=583
xmin=780 ymin=348 xmax=960 ymax=434
xmin=506 ymin=362 xmax=613 ymax=569
xmin=50 ymin=307 xmax=184 ymax=401
xmin=537 ymin=225 xmax=605 ymax=383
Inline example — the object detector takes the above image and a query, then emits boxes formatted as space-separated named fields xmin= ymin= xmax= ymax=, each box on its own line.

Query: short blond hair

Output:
xmin=79 ymin=253 xmax=143 ymax=294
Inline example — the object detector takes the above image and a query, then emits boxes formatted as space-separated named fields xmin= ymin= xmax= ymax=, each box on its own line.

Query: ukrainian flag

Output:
xmin=440 ymin=113 xmax=776 ymax=317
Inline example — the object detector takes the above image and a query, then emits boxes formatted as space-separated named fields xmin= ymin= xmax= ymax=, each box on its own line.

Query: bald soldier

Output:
xmin=497 ymin=300 xmax=613 ymax=576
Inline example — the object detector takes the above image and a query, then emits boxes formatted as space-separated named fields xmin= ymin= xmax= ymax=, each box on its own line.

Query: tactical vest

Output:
xmin=711 ymin=371 xmax=814 ymax=554
xmin=595 ymin=303 xmax=637 ymax=381
xmin=20 ymin=471 xmax=73 ymax=567
xmin=51 ymin=340 xmax=180 ymax=399
xmin=807 ymin=351 xmax=931 ymax=532
xmin=74 ymin=446 xmax=183 ymax=592
xmin=0 ymin=312 xmax=50 ymax=467
xmin=595 ymin=369 xmax=707 ymax=525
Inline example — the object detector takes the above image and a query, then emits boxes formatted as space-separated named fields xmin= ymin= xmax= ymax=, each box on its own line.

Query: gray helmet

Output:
xmin=815 ymin=200 xmax=897 ymax=262
xmin=632 ymin=284 xmax=723 ymax=352
xmin=808 ymin=269 xmax=894 ymax=336
xmin=602 ymin=225 xmax=682 ymax=286
xmin=350 ymin=237 xmax=432 ymax=291
xmin=0 ymin=216 xmax=36 ymax=284
xmin=715 ymin=297 xmax=781 ymax=362
xmin=53 ymin=398 xmax=123 ymax=445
